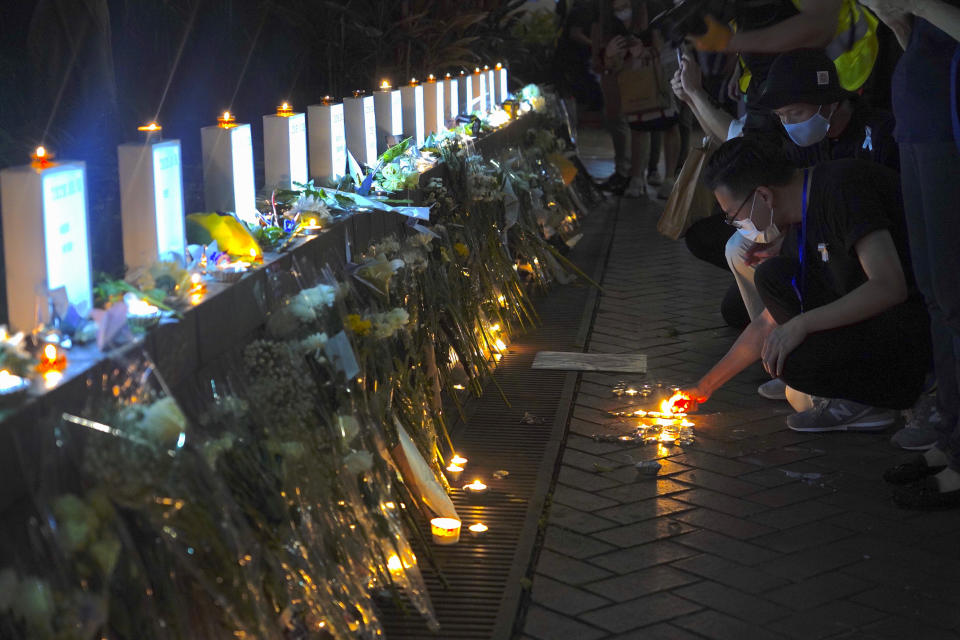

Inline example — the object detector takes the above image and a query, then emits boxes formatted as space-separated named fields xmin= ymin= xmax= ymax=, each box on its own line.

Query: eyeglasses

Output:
xmin=723 ymin=190 xmax=755 ymax=226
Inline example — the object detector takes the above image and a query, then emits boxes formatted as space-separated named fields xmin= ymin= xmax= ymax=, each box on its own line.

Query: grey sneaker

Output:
xmin=787 ymin=397 xmax=898 ymax=432
xmin=891 ymin=393 xmax=941 ymax=451
xmin=758 ymin=378 xmax=787 ymax=400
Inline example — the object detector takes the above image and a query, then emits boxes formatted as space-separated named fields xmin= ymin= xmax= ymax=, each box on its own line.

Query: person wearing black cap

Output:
xmin=756 ymin=48 xmax=898 ymax=172
xmin=679 ymin=137 xmax=931 ymax=433
xmin=679 ymin=49 xmax=897 ymax=360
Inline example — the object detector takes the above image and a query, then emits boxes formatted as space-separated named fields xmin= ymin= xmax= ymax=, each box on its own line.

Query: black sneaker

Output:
xmin=599 ymin=172 xmax=628 ymax=194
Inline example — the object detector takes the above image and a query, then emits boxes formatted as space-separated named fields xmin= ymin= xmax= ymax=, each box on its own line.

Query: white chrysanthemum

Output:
xmin=372 ymin=308 xmax=410 ymax=338
xmin=139 ymin=396 xmax=187 ymax=447
xmin=299 ymin=283 xmax=337 ymax=309
xmin=343 ymin=450 xmax=373 ymax=475
xmin=202 ymin=433 xmax=236 ymax=469
xmin=297 ymin=332 xmax=328 ymax=354
xmin=338 ymin=414 xmax=360 ymax=442
xmin=288 ymin=298 xmax=317 ymax=323
xmin=292 ymin=194 xmax=330 ymax=216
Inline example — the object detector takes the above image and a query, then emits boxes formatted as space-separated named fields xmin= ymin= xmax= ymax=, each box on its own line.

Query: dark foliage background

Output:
xmin=0 ymin=0 xmax=561 ymax=284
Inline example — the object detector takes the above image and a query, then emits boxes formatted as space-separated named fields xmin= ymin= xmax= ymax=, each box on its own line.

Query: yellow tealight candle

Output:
xmin=430 ymin=517 xmax=461 ymax=545
xmin=468 ymin=522 xmax=488 ymax=537
xmin=446 ymin=463 xmax=464 ymax=482
xmin=451 ymin=454 xmax=468 ymax=466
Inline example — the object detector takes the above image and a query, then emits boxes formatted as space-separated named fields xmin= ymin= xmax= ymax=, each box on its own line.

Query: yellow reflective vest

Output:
xmin=738 ymin=0 xmax=879 ymax=94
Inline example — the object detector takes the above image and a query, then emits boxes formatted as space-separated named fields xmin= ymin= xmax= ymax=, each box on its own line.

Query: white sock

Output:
xmin=924 ymin=446 xmax=949 ymax=467
xmin=933 ymin=467 xmax=960 ymax=492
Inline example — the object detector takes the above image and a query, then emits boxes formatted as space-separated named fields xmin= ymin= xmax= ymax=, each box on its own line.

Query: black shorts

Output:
xmin=627 ymin=113 xmax=680 ymax=132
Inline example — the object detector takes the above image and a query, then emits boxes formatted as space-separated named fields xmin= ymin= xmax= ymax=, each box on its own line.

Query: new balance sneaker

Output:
xmin=758 ymin=378 xmax=787 ymax=400
xmin=786 ymin=397 xmax=898 ymax=432
xmin=624 ymin=176 xmax=648 ymax=199
xmin=891 ymin=392 xmax=941 ymax=451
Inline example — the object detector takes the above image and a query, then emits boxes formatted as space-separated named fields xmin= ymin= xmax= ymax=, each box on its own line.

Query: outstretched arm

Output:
xmin=727 ymin=0 xmax=843 ymax=52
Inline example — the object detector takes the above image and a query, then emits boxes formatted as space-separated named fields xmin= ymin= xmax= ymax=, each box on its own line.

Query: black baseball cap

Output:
xmin=756 ymin=49 xmax=850 ymax=109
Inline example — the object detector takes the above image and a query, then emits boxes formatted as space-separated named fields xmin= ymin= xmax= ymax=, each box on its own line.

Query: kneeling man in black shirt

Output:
xmin=681 ymin=137 xmax=930 ymax=431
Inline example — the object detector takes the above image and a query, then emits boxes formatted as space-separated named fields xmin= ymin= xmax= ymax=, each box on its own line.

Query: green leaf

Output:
xmin=379 ymin=137 xmax=413 ymax=164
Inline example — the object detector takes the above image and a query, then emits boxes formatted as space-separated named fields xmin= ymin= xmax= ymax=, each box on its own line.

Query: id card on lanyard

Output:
xmin=791 ymin=169 xmax=811 ymax=311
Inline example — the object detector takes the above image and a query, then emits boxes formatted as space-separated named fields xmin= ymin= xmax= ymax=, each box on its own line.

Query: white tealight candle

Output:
xmin=463 ymin=480 xmax=488 ymax=495
xmin=450 ymin=454 xmax=468 ymax=466
xmin=445 ymin=463 xmax=464 ymax=482
xmin=468 ymin=522 xmax=488 ymax=537
xmin=430 ymin=517 xmax=461 ymax=545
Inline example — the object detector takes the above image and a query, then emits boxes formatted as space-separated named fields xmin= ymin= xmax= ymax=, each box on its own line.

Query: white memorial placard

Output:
xmin=470 ymin=69 xmax=487 ymax=115
xmin=443 ymin=74 xmax=459 ymax=123
xmin=307 ymin=100 xmax=347 ymax=185
xmin=117 ymin=134 xmax=186 ymax=271
xmin=373 ymin=84 xmax=404 ymax=154
xmin=343 ymin=94 xmax=378 ymax=167
xmin=495 ymin=63 xmax=509 ymax=104
xmin=485 ymin=66 xmax=496 ymax=110
xmin=200 ymin=116 xmax=258 ymax=225
xmin=0 ymin=157 xmax=93 ymax=330
xmin=457 ymin=72 xmax=470 ymax=118
xmin=423 ymin=77 xmax=445 ymax=137
xmin=263 ymin=106 xmax=308 ymax=189
xmin=400 ymin=82 xmax=425 ymax=147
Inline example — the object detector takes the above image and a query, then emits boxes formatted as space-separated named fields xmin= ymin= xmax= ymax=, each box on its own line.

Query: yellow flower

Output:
xmin=454 ymin=242 xmax=469 ymax=258
xmin=345 ymin=314 xmax=372 ymax=336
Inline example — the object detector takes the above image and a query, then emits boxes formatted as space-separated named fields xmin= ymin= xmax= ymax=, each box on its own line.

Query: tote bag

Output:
xmin=657 ymin=136 xmax=718 ymax=240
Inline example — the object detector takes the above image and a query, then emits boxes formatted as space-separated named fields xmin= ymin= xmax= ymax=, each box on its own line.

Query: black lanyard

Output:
xmin=791 ymin=169 xmax=811 ymax=312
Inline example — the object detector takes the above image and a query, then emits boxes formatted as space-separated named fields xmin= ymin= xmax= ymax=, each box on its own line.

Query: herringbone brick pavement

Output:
xmin=518 ymin=132 xmax=960 ymax=640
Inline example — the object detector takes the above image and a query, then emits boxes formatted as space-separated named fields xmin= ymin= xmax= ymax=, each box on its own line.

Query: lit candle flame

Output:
xmin=451 ymin=454 xmax=467 ymax=466
xmin=662 ymin=391 xmax=693 ymax=415
xmin=218 ymin=111 xmax=237 ymax=128
xmin=277 ymin=102 xmax=294 ymax=116
xmin=43 ymin=370 xmax=62 ymax=389
xmin=474 ymin=67 xmax=481 ymax=73
xmin=137 ymin=122 xmax=162 ymax=133
xmin=32 ymin=146 xmax=53 ymax=167
xmin=468 ymin=522 xmax=488 ymax=535
xmin=380 ymin=79 xmax=391 ymax=90
xmin=428 ymin=74 xmax=436 ymax=82
xmin=410 ymin=77 xmax=417 ymax=86
xmin=494 ymin=338 xmax=506 ymax=352
xmin=43 ymin=344 xmax=57 ymax=362
xmin=496 ymin=62 xmax=503 ymax=69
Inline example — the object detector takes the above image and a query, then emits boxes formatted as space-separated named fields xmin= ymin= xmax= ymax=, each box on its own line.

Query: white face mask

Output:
xmin=734 ymin=192 xmax=782 ymax=243
xmin=783 ymin=104 xmax=835 ymax=147
xmin=615 ymin=8 xmax=633 ymax=22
